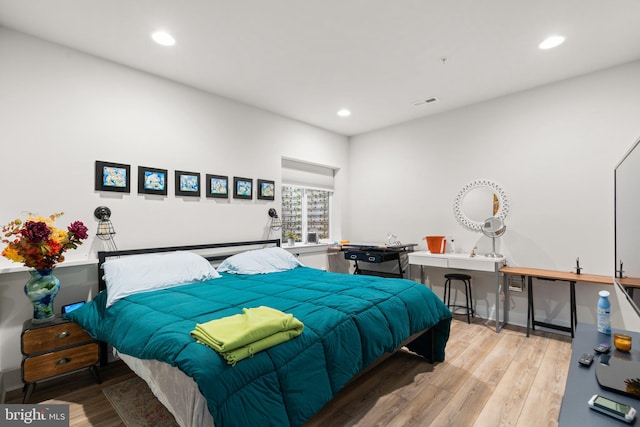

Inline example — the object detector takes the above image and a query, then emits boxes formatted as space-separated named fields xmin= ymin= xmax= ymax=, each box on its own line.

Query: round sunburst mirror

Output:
xmin=453 ymin=180 xmax=510 ymax=231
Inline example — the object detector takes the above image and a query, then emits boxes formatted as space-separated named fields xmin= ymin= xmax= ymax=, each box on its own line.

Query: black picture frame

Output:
xmin=206 ymin=174 xmax=229 ymax=199
xmin=257 ymin=179 xmax=275 ymax=200
xmin=95 ymin=161 xmax=130 ymax=193
xmin=233 ymin=177 xmax=253 ymax=200
xmin=175 ymin=170 xmax=201 ymax=197
xmin=138 ymin=166 xmax=168 ymax=195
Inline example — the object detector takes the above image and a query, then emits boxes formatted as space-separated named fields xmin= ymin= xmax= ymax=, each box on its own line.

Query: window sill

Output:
xmin=282 ymin=243 xmax=329 ymax=254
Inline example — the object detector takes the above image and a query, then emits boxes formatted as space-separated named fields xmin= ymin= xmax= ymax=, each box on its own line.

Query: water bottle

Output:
xmin=597 ymin=290 xmax=611 ymax=334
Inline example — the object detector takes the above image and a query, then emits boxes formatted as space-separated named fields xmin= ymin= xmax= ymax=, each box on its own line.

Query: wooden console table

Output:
xmin=500 ymin=267 xmax=612 ymax=338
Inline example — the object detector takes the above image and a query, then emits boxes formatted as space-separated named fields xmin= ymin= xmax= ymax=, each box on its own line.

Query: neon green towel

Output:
xmin=190 ymin=306 xmax=304 ymax=365
xmin=220 ymin=328 xmax=304 ymax=366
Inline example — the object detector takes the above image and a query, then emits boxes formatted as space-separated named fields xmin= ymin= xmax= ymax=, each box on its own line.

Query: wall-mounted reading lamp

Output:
xmin=94 ymin=206 xmax=118 ymax=251
xmin=268 ymin=208 xmax=282 ymax=230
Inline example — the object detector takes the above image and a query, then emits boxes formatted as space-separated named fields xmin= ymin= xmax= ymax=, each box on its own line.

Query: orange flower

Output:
xmin=46 ymin=240 xmax=62 ymax=256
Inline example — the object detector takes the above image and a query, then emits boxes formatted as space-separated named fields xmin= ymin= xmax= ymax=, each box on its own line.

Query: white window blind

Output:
xmin=281 ymin=158 xmax=336 ymax=191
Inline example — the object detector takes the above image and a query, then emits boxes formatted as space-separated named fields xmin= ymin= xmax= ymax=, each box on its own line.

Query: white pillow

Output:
xmin=217 ymin=246 xmax=303 ymax=274
xmin=103 ymin=251 xmax=220 ymax=308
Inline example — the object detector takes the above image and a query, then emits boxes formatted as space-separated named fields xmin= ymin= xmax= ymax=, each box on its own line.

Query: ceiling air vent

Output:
xmin=412 ymin=97 xmax=439 ymax=107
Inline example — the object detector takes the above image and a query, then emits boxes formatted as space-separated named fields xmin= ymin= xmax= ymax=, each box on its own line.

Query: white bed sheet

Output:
xmin=116 ymin=350 xmax=214 ymax=427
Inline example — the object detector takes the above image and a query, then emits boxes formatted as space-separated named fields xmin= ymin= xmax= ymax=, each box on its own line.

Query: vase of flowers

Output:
xmin=2 ymin=212 xmax=88 ymax=323
xmin=284 ymin=231 xmax=300 ymax=246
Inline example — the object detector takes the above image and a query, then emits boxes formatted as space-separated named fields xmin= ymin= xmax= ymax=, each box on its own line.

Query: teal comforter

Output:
xmin=67 ymin=267 xmax=452 ymax=427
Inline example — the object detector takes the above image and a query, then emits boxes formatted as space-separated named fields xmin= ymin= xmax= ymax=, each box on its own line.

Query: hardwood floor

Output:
xmin=6 ymin=361 xmax=136 ymax=427
xmin=306 ymin=317 xmax=571 ymax=427
xmin=6 ymin=317 xmax=572 ymax=426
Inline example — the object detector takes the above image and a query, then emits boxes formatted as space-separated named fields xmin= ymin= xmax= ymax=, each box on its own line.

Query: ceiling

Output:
xmin=1 ymin=1 xmax=640 ymax=136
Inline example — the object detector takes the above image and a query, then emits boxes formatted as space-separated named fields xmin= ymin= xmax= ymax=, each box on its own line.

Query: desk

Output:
xmin=500 ymin=267 xmax=612 ymax=338
xmin=559 ymin=324 xmax=640 ymax=426
xmin=408 ymin=252 xmax=506 ymax=332
xmin=342 ymin=244 xmax=417 ymax=279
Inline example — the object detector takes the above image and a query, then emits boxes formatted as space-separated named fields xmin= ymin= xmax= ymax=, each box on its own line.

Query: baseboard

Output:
xmin=0 ymin=370 xmax=5 ymax=403
xmin=1 ymin=368 xmax=22 ymax=395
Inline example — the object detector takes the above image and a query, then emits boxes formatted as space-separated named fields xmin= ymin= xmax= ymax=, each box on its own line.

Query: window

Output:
xmin=282 ymin=185 xmax=330 ymax=242
xmin=281 ymin=157 xmax=337 ymax=243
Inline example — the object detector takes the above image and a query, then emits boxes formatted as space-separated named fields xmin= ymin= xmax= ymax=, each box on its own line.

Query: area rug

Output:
xmin=103 ymin=376 xmax=179 ymax=427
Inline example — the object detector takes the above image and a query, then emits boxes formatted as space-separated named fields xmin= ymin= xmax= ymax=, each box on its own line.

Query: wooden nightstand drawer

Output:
xmin=22 ymin=321 xmax=92 ymax=354
xmin=22 ymin=342 xmax=99 ymax=383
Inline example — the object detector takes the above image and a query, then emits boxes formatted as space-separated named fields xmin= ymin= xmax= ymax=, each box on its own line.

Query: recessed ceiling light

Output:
xmin=337 ymin=109 xmax=351 ymax=117
xmin=151 ymin=31 xmax=176 ymax=47
xmin=539 ymin=35 xmax=565 ymax=50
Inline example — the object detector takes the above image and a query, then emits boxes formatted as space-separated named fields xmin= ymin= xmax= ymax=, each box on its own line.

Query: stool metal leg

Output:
xmin=464 ymin=279 xmax=470 ymax=323
xmin=444 ymin=279 xmax=450 ymax=307
xmin=443 ymin=279 xmax=446 ymax=305
xmin=467 ymin=280 xmax=474 ymax=317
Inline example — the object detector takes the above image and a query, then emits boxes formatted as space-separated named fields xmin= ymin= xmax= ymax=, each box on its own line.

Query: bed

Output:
xmin=66 ymin=239 xmax=452 ymax=427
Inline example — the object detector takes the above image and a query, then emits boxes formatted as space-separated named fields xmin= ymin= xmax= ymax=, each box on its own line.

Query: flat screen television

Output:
xmin=614 ymin=136 xmax=640 ymax=332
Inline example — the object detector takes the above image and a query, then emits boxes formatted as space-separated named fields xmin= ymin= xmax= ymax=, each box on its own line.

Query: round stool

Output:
xmin=443 ymin=273 xmax=473 ymax=323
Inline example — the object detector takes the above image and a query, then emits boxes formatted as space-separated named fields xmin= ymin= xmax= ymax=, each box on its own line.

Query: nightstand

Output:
xmin=21 ymin=315 xmax=101 ymax=403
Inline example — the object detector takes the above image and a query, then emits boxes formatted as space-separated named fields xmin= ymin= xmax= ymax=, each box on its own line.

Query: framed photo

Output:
xmin=257 ymin=179 xmax=275 ymax=200
xmin=95 ymin=161 xmax=130 ymax=193
xmin=233 ymin=177 xmax=253 ymax=200
xmin=175 ymin=170 xmax=201 ymax=197
xmin=206 ymin=174 xmax=229 ymax=199
xmin=138 ymin=166 xmax=168 ymax=195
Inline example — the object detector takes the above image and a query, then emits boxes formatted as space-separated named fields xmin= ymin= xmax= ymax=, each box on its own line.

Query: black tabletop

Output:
xmin=341 ymin=243 xmax=417 ymax=252
xmin=559 ymin=323 xmax=640 ymax=426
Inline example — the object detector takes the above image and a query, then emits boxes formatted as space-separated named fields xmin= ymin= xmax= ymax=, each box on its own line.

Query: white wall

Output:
xmin=0 ymin=28 xmax=349 ymax=383
xmin=349 ymin=60 xmax=640 ymax=327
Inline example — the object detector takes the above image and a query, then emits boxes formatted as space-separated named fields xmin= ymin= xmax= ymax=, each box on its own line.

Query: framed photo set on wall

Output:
xmin=206 ymin=174 xmax=229 ymax=199
xmin=175 ymin=170 xmax=201 ymax=197
xmin=233 ymin=177 xmax=253 ymax=200
xmin=95 ymin=160 xmax=130 ymax=193
xmin=257 ymin=179 xmax=275 ymax=200
xmin=138 ymin=166 xmax=168 ymax=195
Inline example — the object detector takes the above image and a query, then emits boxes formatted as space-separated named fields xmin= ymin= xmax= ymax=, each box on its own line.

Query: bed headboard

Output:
xmin=97 ymin=239 xmax=281 ymax=292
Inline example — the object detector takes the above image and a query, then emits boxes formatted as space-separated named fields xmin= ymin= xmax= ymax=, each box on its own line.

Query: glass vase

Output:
xmin=24 ymin=269 xmax=60 ymax=323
